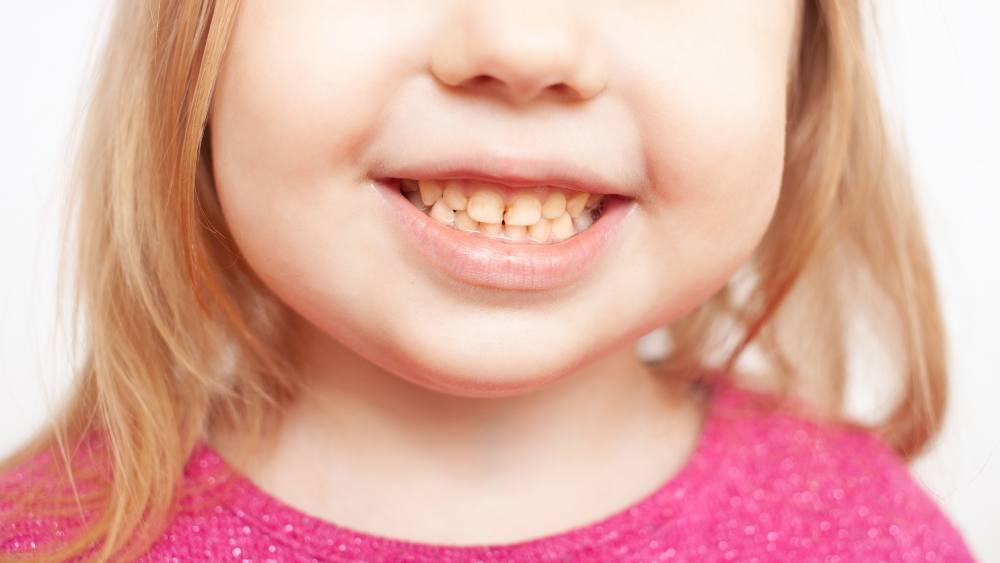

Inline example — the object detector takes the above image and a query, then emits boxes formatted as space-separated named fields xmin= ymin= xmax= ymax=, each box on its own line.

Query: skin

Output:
xmin=208 ymin=0 xmax=799 ymax=545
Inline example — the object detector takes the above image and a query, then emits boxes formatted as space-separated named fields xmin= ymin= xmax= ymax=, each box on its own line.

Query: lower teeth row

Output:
xmin=398 ymin=180 xmax=606 ymax=244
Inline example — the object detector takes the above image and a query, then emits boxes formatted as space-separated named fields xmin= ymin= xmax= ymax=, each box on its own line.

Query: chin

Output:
xmin=388 ymin=336 xmax=584 ymax=398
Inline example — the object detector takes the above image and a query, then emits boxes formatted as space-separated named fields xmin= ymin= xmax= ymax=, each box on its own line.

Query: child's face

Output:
xmin=209 ymin=1 xmax=798 ymax=394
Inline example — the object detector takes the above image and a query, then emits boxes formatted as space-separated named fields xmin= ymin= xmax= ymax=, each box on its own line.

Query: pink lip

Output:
xmin=370 ymin=154 xmax=631 ymax=196
xmin=371 ymin=179 xmax=635 ymax=291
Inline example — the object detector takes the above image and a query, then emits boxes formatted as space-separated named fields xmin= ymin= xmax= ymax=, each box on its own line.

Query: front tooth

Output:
xmin=503 ymin=224 xmax=527 ymax=241
xmin=429 ymin=199 xmax=454 ymax=225
xmin=467 ymin=188 xmax=504 ymax=224
xmin=565 ymin=192 xmax=589 ymax=218
xmin=405 ymin=190 xmax=427 ymax=209
xmin=528 ymin=217 xmax=551 ymax=242
xmin=454 ymin=210 xmax=479 ymax=232
xmin=419 ymin=180 xmax=444 ymax=206
xmin=550 ymin=212 xmax=575 ymax=241
xmin=541 ymin=191 xmax=566 ymax=219
xmin=442 ymin=182 xmax=468 ymax=211
xmin=503 ymin=193 xmax=542 ymax=226
xmin=480 ymin=222 xmax=503 ymax=238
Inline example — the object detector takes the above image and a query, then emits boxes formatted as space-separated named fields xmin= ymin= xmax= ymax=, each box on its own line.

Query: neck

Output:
xmin=209 ymin=313 xmax=707 ymax=543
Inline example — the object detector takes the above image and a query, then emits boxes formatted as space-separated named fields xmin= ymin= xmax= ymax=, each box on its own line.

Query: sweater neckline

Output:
xmin=188 ymin=377 xmax=734 ymax=559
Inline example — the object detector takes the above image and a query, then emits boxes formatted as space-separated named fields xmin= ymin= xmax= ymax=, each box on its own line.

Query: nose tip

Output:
xmin=430 ymin=5 xmax=607 ymax=104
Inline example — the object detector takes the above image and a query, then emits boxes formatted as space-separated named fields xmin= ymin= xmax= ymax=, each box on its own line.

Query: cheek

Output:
xmin=655 ymin=101 xmax=785 ymax=256
xmin=600 ymin=27 xmax=788 ymax=328
xmin=610 ymin=1 xmax=790 ymax=248
xmin=209 ymin=2 xmax=405 ymax=186
xmin=637 ymin=61 xmax=786 ymax=279
xmin=206 ymin=3 xmax=406 ymax=316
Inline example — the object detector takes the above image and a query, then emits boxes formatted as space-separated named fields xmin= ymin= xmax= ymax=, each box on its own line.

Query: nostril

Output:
xmin=460 ymin=74 xmax=500 ymax=92
xmin=549 ymin=83 xmax=573 ymax=96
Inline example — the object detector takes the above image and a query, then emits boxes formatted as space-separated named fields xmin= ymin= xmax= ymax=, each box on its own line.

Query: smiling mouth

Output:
xmin=384 ymin=177 xmax=609 ymax=244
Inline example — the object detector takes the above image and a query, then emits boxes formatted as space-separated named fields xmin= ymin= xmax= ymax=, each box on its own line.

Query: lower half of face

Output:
xmin=208 ymin=1 xmax=795 ymax=396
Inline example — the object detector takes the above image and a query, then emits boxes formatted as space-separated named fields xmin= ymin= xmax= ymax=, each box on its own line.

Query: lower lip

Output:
xmin=371 ymin=179 xmax=635 ymax=291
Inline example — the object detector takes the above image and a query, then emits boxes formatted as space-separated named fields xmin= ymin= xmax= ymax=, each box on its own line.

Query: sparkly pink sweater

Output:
xmin=1 ymin=380 xmax=976 ymax=562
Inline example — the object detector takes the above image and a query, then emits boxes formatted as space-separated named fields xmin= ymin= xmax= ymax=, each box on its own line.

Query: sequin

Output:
xmin=0 ymin=379 xmax=976 ymax=561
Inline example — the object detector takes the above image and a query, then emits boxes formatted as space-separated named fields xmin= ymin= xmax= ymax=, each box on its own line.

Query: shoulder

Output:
xmin=1 ymin=439 xmax=238 ymax=560
xmin=705 ymin=380 xmax=976 ymax=560
xmin=0 ymin=444 xmax=94 ymax=557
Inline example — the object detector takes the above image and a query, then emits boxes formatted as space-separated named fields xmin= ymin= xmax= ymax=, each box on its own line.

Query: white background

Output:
xmin=1 ymin=2 xmax=997 ymax=559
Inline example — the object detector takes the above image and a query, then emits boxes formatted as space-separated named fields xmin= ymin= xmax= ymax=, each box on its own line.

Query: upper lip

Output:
xmin=373 ymin=154 xmax=632 ymax=197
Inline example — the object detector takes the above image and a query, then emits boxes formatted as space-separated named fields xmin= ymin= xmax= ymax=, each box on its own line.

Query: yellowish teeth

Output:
xmin=419 ymin=180 xmax=444 ymax=206
xmin=503 ymin=223 xmax=528 ymax=241
xmin=467 ymin=187 xmax=505 ymax=224
xmin=550 ymin=212 xmax=575 ymax=241
xmin=480 ymin=222 xmax=503 ymax=238
xmin=442 ymin=181 xmax=468 ymax=211
xmin=503 ymin=193 xmax=542 ymax=226
xmin=397 ymin=178 xmax=606 ymax=244
xmin=429 ymin=199 xmax=455 ymax=226
xmin=454 ymin=210 xmax=479 ymax=232
xmin=565 ymin=192 xmax=589 ymax=218
xmin=541 ymin=191 xmax=566 ymax=219
xmin=528 ymin=217 xmax=552 ymax=243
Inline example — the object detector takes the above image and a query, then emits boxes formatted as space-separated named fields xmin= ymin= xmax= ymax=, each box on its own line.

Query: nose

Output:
xmin=430 ymin=2 xmax=608 ymax=104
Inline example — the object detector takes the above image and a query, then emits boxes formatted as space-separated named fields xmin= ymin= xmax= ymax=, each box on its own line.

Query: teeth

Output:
xmin=442 ymin=181 xmax=468 ymax=211
xmin=429 ymin=199 xmax=455 ymax=226
xmin=572 ymin=212 xmax=594 ymax=231
xmin=480 ymin=222 xmax=503 ymax=238
xmin=454 ymin=210 xmax=479 ymax=232
xmin=419 ymin=180 xmax=444 ymax=206
xmin=565 ymin=192 xmax=589 ymax=218
xmin=503 ymin=224 xmax=527 ymax=241
xmin=541 ymin=191 xmax=566 ymax=219
xmin=399 ymin=178 xmax=608 ymax=244
xmin=503 ymin=193 xmax=542 ymax=226
xmin=467 ymin=187 xmax=505 ymax=224
xmin=550 ymin=212 xmax=575 ymax=241
xmin=528 ymin=217 xmax=552 ymax=243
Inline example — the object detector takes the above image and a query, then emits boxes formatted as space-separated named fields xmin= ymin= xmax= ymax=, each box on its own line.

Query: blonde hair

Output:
xmin=1 ymin=0 xmax=948 ymax=560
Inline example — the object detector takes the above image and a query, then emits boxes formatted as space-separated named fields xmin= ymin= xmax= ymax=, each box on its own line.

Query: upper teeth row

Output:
xmin=400 ymin=178 xmax=604 ymax=242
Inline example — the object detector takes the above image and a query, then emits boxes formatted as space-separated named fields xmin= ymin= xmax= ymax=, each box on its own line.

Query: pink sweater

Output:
xmin=2 ymin=379 xmax=976 ymax=561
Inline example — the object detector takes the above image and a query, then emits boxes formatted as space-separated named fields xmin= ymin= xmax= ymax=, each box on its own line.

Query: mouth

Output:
xmin=388 ymin=177 xmax=609 ymax=244
xmin=371 ymin=176 xmax=635 ymax=291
